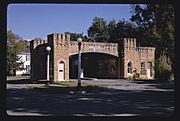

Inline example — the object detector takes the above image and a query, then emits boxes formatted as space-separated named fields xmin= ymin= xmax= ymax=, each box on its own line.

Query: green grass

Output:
xmin=7 ymin=75 xmax=30 ymax=79
xmin=26 ymin=81 xmax=108 ymax=94
xmin=53 ymin=81 xmax=97 ymax=87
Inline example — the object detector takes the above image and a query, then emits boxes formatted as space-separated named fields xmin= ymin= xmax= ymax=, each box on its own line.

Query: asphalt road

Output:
xmin=6 ymin=78 xmax=174 ymax=116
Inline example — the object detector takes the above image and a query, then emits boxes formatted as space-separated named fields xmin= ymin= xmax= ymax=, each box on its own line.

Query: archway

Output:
xmin=69 ymin=52 xmax=118 ymax=79
xmin=58 ymin=61 xmax=65 ymax=81
xmin=127 ymin=61 xmax=133 ymax=74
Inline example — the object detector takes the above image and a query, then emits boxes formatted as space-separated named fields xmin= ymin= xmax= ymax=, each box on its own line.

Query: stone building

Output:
xmin=30 ymin=33 xmax=155 ymax=82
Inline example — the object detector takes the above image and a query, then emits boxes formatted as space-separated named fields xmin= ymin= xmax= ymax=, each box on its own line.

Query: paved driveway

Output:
xmin=7 ymin=78 xmax=174 ymax=116
xmin=80 ymin=79 xmax=174 ymax=91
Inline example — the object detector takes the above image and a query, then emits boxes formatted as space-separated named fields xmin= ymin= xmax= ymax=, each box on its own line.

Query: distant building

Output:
xmin=16 ymin=43 xmax=31 ymax=75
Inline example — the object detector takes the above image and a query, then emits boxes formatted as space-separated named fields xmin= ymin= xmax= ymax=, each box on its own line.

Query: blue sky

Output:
xmin=7 ymin=4 xmax=134 ymax=40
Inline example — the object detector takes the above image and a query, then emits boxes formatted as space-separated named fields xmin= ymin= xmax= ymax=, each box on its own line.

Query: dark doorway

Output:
xmin=69 ymin=53 xmax=118 ymax=79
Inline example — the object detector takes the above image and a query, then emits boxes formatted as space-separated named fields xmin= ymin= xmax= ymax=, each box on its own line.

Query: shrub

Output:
xmin=127 ymin=68 xmax=140 ymax=81
xmin=132 ymin=68 xmax=140 ymax=80
xmin=155 ymin=58 xmax=172 ymax=82
xmin=132 ymin=72 xmax=140 ymax=80
xmin=9 ymin=70 xmax=14 ymax=76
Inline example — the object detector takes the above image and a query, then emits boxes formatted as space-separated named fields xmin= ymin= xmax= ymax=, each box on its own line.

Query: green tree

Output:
xmin=87 ymin=17 xmax=138 ymax=43
xmin=111 ymin=19 xmax=138 ymax=43
xmin=107 ymin=20 xmax=117 ymax=42
xmin=130 ymin=4 xmax=175 ymax=81
xmin=87 ymin=17 xmax=109 ymax=42
xmin=65 ymin=32 xmax=93 ymax=42
xmin=7 ymin=30 xmax=27 ymax=76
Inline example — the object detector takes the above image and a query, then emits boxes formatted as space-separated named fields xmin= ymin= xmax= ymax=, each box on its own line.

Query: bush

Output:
xmin=9 ymin=70 xmax=14 ymax=76
xmin=127 ymin=68 xmax=140 ymax=81
xmin=155 ymin=60 xmax=172 ymax=82
xmin=132 ymin=72 xmax=140 ymax=80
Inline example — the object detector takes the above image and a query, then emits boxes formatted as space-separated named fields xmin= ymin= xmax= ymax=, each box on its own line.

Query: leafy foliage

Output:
xmin=130 ymin=4 xmax=175 ymax=81
xmin=87 ymin=17 xmax=110 ymax=42
xmin=154 ymin=54 xmax=172 ymax=82
xmin=87 ymin=17 xmax=138 ymax=43
xmin=7 ymin=30 xmax=27 ymax=76
xmin=65 ymin=32 xmax=93 ymax=42
xmin=110 ymin=20 xmax=138 ymax=43
xmin=127 ymin=68 xmax=140 ymax=81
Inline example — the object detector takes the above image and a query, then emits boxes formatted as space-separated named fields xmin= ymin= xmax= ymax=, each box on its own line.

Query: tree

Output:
xmin=111 ymin=19 xmax=138 ymax=43
xmin=87 ymin=17 xmax=109 ymax=42
xmin=65 ymin=32 xmax=93 ymax=42
xmin=107 ymin=20 xmax=116 ymax=41
xmin=7 ymin=30 xmax=27 ymax=76
xmin=130 ymin=4 xmax=175 ymax=81
xmin=87 ymin=17 xmax=138 ymax=43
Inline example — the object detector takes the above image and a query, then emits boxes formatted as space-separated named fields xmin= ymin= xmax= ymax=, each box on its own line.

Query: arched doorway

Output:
xmin=127 ymin=62 xmax=133 ymax=74
xmin=69 ymin=52 xmax=118 ymax=79
xmin=58 ymin=61 xmax=65 ymax=81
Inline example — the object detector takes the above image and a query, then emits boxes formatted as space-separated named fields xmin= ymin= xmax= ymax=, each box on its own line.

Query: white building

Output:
xmin=16 ymin=45 xmax=31 ymax=75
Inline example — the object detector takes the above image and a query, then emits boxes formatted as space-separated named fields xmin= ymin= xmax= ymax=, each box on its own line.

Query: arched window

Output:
xmin=128 ymin=62 xmax=132 ymax=73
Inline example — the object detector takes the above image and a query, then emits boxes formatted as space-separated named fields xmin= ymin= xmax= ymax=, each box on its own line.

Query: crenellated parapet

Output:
xmin=136 ymin=47 xmax=155 ymax=52
xmin=69 ymin=41 xmax=119 ymax=57
xmin=30 ymin=39 xmax=48 ymax=49
xmin=122 ymin=38 xmax=155 ymax=53
xmin=47 ymin=33 xmax=70 ymax=48
xmin=48 ymin=33 xmax=70 ymax=41
xmin=123 ymin=38 xmax=137 ymax=49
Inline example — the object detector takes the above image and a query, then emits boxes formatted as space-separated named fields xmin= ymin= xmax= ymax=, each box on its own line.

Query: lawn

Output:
xmin=53 ymin=80 xmax=97 ymax=87
xmin=26 ymin=81 xmax=108 ymax=94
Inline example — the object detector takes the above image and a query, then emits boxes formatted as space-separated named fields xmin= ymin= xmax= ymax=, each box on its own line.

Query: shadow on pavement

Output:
xmin=7 ymin=78 xmax=37 ymax=84
xmin=132 ymin=80 xmax=174 ymax=90
xmin=7 ymin=83 xmax=174 ymax=116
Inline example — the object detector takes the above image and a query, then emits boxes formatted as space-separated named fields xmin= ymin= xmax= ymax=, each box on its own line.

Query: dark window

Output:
xmin=127 ymin=62 xmax=132 ymax=73
xmin=140 ymin=62 xmax=146 ymax=75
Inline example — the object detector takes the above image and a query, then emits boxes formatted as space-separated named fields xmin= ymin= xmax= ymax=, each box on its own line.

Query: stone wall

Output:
xmin=30 ymin=40 xmax=48 ymax=81
xmin=30 ymin=33 xmax=155 ymax=82
xmin=69 ymin=41 xmax=118 ymax=57
xmin=122 ymin=38 xmax=155 ymax=79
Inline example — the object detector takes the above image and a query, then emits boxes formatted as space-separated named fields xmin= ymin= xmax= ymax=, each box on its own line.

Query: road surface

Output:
xmin=7 ymin=77 xmax=174 ymax=116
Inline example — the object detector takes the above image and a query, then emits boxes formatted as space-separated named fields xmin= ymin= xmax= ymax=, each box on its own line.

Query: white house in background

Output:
xmin=16 ymin=44 xmax=31 ymax=75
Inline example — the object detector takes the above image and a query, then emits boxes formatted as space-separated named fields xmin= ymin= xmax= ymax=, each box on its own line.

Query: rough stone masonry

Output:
xmin=30 ymin=33 xmax=155 ymax=82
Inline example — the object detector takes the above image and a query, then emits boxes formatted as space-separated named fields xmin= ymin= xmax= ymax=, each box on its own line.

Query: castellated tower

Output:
xmin=122 ymin=38 xmax=155 ymax=79
xmin=30 ymin=39 xmax=48 ymax=81
xmin=119 ymin=38 xmax=139 ymax=78
xmin=30 ymin=33 xmax=70 ymax=82
xmin=47 ymin=33 xmax=70 ymax=82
